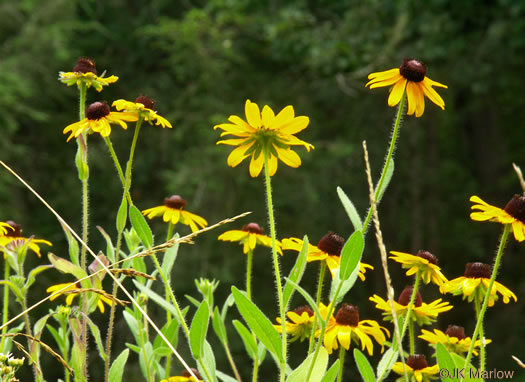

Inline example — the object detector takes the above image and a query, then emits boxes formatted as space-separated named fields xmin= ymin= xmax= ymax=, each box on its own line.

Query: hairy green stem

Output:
xmin=246 ymin=248 xmax=254 ymax=301
xmin=474 ymin=291 xmax=485 ymax=372
xmin=164 ymin=222 xmax=175 ymax=379
xmin=462 ymin=224 xmax=510 ymax=380
xmin=401 ymin=270 xmax=421 ymax=340
xmin=308 ymin=261 xmax=327 ymax=355
xmin=1 ymin=261 xmax=10 ymax=349
xmin=362 ymin=91 xmax=406 ymax=232
xmin=263 ymin=151 xmax=286 ymax=382
xmin=337 ymin=346 xmax=346 ymax=382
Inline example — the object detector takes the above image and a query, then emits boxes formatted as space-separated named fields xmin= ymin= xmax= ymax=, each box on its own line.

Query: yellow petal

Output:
xmin=245 ymin=100 xmax=261 ymax=128
xmin=227 ymin=142 xmax=255 ymax=167
xmin=267 ymin=154 xmax=278 ymax=176
xmin=406 ymin=81 xmax=417 ymax=116
xmin=414 ymin=83 xmax=425 ymax=117
xmin=249 ymin=152 xmax=265 ymax=177
xmin=273 ymin=105 xmax=295 ymax=128
xmin=421 ymin=78 xmax=446 ymax=109
xmin=387 ymin=78 xmax=407 ymax=107
xmin=279 ymin=116 xmax=309 ymax=135
xmin=261 ymin=105 xmax=275 ymax=127
xmin=276 ymin=147 xmax=301 ymax=168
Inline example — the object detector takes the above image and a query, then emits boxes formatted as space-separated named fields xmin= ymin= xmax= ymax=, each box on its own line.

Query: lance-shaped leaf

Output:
xmin=190 ymin=300 xmax=210 ymax=359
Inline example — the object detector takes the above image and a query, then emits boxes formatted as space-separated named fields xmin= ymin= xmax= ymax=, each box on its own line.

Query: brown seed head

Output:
xmin=135 ymin=95 xmax=155 ymax=110
xmin=399 ymin=59 xmax=427 ymax=82
xmin=182 ymin=368 xmax=202 ymax=379
xmin=398 ymin=286 xmax=422 ymax=307
xmin=164 ymin=195 xmax=187 ymax=210
xmin=73 ymin=57 xmax=97 ymax=74
xmin=242 ymin=223 xmax=263 ymax=234
xmin=445 ymin=325 xmax=466 ymax=340
xmin=406 ymin=354 xmax=428 ymax=370
xmin=416 ymin=250 xmax=438 ymax=265
xmin=335 ymin=303 xmax=359 ymax=327
xmin=292 ymin=305 xmax=314 ymax=317
xmin=464 ymin=262 xmax=491 ymax=279
xmin=4 ymin=221 xmax=21 ymax=237
xmin=317 ymin=232 xmax=344 ymax=256
xmin=86 ymin=101 xmax=110 ymax=120
xmin=504 ymin=194 xmax=525 ymax=222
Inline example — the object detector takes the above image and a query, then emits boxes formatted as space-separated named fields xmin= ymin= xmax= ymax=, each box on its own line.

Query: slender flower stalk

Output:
xmin=362 ymin=91 xmax=406 ymax=232
xmin=246 ymin=248 xmax=254 ymax=300
xmin=308 ymin=261 xmax=327 ymax=355
xmin=263 ymin=150 xmax=286 ymax=382
xmin=337 ymin=346 xmax=346 ymax=382
xmin=462 ymin=224 xmax=510 ymax=380
xmin=0 ymin=261 xmax=10 ymax=350
xmin=402 ymin=270 xmax=421 ymax=354
xmin=473 ymin=289 xmax=486 ymax=372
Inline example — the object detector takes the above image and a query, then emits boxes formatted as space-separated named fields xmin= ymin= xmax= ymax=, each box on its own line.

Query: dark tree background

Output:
xmin=2 ymin=0 xmax=525 ymax=380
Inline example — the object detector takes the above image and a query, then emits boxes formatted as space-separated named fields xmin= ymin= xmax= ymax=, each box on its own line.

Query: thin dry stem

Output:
xmin=512 ymin=163 xmax=525 ymax=195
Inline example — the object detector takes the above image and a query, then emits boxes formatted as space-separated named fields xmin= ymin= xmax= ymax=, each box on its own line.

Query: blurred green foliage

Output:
xmin=2 ymin=0 xmax=525 ymax=380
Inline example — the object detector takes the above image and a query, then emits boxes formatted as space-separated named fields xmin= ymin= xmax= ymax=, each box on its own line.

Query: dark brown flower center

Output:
xmin=242 ymin=223 xmax=263 ymax=234
xmin=73 ymin=57 xmax=97 ymax=74
xmin=86 ymin=101 xmax=110 ymax=120
xmin=317 ymin=232 xmax=344 ymax=256
xmin=182 ymin=368 xmax=202 ymax=379
xmin=406 ymin=354 xmax=428 ymax=370
xmin=399 ymin=59 xmax=427 ymax=82
xmin=135 ymin=95 xmax=155 ymax=110
xmin=445 ymin=325 xmax=466 ymax=340
xmin=335 ymin=304 xmax=359 ymax=326
xmin=464 ymin=262 xmax=491 ymax=279
xmin=292 ymin=305 xmax=314 ymax=317
xmin=416 ymin=250 xmax=438 ymax=265
xmin=398 ymin=286 xmax=422 ymax=307
xmin=164 ymin=195 xmax=187 ymax=209
xmin=504 ymin=195 xmax=525 ymax=222
xmin=4 ymin=220 xmax=21 ymax=237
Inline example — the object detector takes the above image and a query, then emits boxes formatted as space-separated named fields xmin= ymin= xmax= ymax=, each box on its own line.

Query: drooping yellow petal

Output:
xmin=406 ymin=81 xmax=417 ymax=116
xmin=387 ymin=78 xmax=407 ymax=107
xmin=421 ymin=78 xmax=446 ymax=109
xmin=366 ymin=68 xmax=400 ymax=82
xmin=227 ymin=142 xmax=255 ymax=167
xmin=249 ymin=151 xmax=265 ymax=178
xmin=267 ymin=153 xmax=278 ymax=176
xmin=414 ymin=82 xmax=426 ymax=117
xmin=276 ymin=147 xmax=301 ymax=168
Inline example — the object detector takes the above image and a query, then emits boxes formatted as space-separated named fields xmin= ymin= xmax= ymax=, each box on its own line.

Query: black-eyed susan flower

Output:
xmin=470 ymin=195 xmax=525 ymax=242
xmin=370 ymin=286 xmax=452 ymax=326
xmin=440 ymin=262 xmax=516 ymax=307
xmin=58 ymin=57 xmax=118 ymax=92
xmin=46 ymin=282 xmax=113 ymax=314
xmin=319 ymin=303 xmax=389 ymax=355
xmin=274 ymin=305 xmax=315 ymax=342
xmin=160 ymin=368 xmax=203 ymax=382
xmin=142 ymin=195 xmax=208 ymax=233
xmin=63 ymin=101 xmax=138 ymax=142
xmin=112 ymin=96 xmax=172 ymax=128
xmin=214 ymin=99 xmax=314 ymax=177
xmin=392 ymin=354 xmax=439 ymax=382
xmin=390 ymin=250 xmax=447 ymax=286
xmin=282 ymin=232 xmax=373 ymax=280
xmin=366 ymin=59 xmax=447 ymax=118
xmin=0 ymin=221 xmax=51 ymax=258
xmin=218 ymin=222 xmax=282 ymax=254
xmin=419 ymin=325 xmax=490 ymax=357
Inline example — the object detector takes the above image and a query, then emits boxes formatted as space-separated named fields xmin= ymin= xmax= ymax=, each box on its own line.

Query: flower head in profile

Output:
xmin=319 ymin=303 xmax=389 ymax=355
xmin=214 ymin=99 xmax=314 ymax=177
xmin=218 ymin=222 xmax=282 ymax=254
xmin=0 ymin=220 xmax=52 ymax=258
xmin=366 ymin=59 xmax=447 ymax=117
xmin=282 ymin=233 xmax=373 ymax=280
xmin=63 ymin=101 xmax=138 ymax=141
xmin=419 ymin=325 xmax=490 ymax=357
xmin=59 ymin=57 xmax=118 ymax=92
xmin=274 ymin=305 xmax=315 ymax=342
xmin=46 ymin=282 xmax=113 ymax=314
xmin=440 ymin=262 xmax=516 ymax=307
xmin=470 ymin=195 xmax=525 ymax=242
xmin=370 ymin=286 xmax=452 ymax=326
xmin=112 ymin=96 xmax=172 ymax=128
xmin=392 ymin=354 xmax=439 ymax=382
xmin=142 ymin=195 xmax=208 ymax=233
xmin=160 ymin=368 xmax=203 ymax=382
xmin=390 ymin=250 xmax=447 ymax=286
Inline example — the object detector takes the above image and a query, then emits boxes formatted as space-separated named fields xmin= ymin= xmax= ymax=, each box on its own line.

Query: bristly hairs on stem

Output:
xmin=362 ymin=141 xmax=408 ymax=382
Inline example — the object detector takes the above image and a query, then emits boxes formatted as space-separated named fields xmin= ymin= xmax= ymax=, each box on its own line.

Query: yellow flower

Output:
xmin=282 ymin=233 xmax=373 ymax=280
xmin=370 ymin=286 xmax=452 ymax=326
xmin=46 ymin=282 xmax=113 ymax=314
xmin=0 ymin=220 xmax=51 ymax=258
xmin=366 ymin=59 xmax=447 ymax=117
xmin=214 ymin=99 xmax=314 ymax=177
xmin=274 ymin=305 xmax=315 ymax=342
xmin=218 ymin=222 xmax=282 ymax=254
xmin=58 ymin=57 xmax=118 ymax=92
xmin=392 ymin=354 xmax=439 ymax=382
xmin=440 ymin=262 xmax=516 ymax=307
xmin=112 ymin=96 xmax=172 ymax=128
xmin=142 ymin=195 xmax=208 ymax=233
xmin=160 ymin=369 xmax=203 ymax=382
xmin=63 ymin=101 xmax=138 ymax=142
xmin=320 ymin=303 xmax=389 ymax=355
xmin=470 ymin=195 xmax=525 ymax=242
xmin=419 ymin=326 xmax=490 ymax=357
xmin=389 ymin=250 xmax=447 ymax=286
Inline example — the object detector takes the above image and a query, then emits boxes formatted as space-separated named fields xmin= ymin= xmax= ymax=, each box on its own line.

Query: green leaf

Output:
xmin=212 ymin=306 xmax=228 ymax=344
xmin=329 ymin=263 xmax=361 ymax=305
xmin=449 ymin=353 xmax=483 ymax=382
xmin=337 ymin=186 xmax=363 ymax=231
xmin=48 ymin=253 xmax=88 ymax=282
xmin=321 ymin=360 xmax=340 ymax=382
xmin=116 ymin=198 xmax=128 ymax=232
xmin=96 ymin=226 xmax=115 ymax=264
xmin=354 ymin=348 xmax=375 ymax=382
xmin=108 ymin=349 xmax=129 ymax=382
xmin=283 ymin=235 xmax=309 ymax=308
xmin=122 ymin=310 xmax=140 ymax=344
xmin=232 ymin=320 xmax=258 ymax=360
xmin=86 ymin=316 xmax=107 ymax=361
xmin=199 ymin=340 xmax=217 ymax=382
xmin=284 ymin=278 xmax=325 ymax=326
xmin=46 ymin=325 xmax=64 ymax=350
xmin=376 ymin=158 xmax=394 ymax=204
xmin=231 ymin=286 xmax=283 ymax=362
xmin=153 ymin=317 xmax=180 ymax=352
xmin=0 ymin=280 xmax=24 ymax=301
xmin=162 ymin=233 xmax=180 ymax=276
xmin=376 ymin=348 xmax=398 ymax=381
xmin=132 ymin=280 xmax=179 ymax=317
xmin=24 ymin=264 xmax=52 ymax=291
xmin=216 ymin=370 xmax=238 ymax=382
xmin=339 ymin=230 xmax=364 ymax=281
xmin=190 ymin=300 xmax=210 ymax=359
xmin=436 ymin=343 xmax=455 ymax=382
xmin=287 ymin=346 xmax=328 ymax=382
xmin=185 ymin=294 xmax=201 ymax=308
xmin=257 ymin=341 xmax=267 ymax=365
xmin=129 ymin=205 xmax=153 ymax=249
